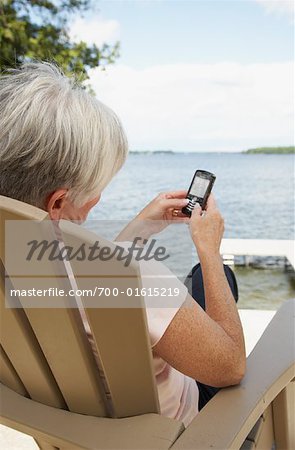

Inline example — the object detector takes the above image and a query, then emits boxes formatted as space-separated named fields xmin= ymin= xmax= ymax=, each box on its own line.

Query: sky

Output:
xmin=69 ymin=0 xmax=294 ymax=152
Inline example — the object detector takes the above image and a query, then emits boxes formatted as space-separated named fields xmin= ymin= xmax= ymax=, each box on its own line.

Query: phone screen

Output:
xmin=190 ymin=176 xmax=210 ymax=198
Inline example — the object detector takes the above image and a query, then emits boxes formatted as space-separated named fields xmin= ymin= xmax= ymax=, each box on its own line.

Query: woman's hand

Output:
xmin=190 ymin=195 xmax=224 ymax=258
xmin=115 ymin=190 xmax=189 ymax=242
xmin=136 ymin=190 xmax=189 ymax=223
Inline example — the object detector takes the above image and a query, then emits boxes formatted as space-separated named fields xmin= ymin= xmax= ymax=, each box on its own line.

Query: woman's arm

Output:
xmin=115 ymin=190 xmax=189 ymax=242
xmin=153 ymin=197 xmax=246 ymax=387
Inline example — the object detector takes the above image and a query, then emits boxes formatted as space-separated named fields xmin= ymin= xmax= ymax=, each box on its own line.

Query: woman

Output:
xmin=0 ymin=62 xmax=246 ymax=427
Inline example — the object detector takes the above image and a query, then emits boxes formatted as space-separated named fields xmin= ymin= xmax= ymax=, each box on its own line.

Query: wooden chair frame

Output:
xmin=0 ymin=196 xmax=294 ymax=449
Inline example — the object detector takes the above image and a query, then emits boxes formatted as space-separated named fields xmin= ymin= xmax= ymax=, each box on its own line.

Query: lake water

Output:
xmin=86 ymin=152 xmax=294 ymax=310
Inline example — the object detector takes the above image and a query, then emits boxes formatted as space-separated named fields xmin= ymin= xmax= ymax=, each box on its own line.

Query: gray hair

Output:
xmin=0 ymin=62 xmax=128 ymax=208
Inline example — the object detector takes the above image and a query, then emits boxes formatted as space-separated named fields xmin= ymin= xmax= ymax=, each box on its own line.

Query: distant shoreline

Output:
xmin=243 ymin=147 xmax=295 ymax=154
xmin=130 ymin=150 xmax=175 ymax=154
xmin=129 ymin=147 xmax=294 ymax=155
xmin=129 ymin=150 xmax=242 ymax=155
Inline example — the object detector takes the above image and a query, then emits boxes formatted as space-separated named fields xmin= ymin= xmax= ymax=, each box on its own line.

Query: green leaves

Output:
xmin=0 ymin=0 xmax=119 ymax=83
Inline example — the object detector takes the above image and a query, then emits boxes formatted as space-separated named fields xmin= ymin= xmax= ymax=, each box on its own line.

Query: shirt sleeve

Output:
xmin=138 ymin=257 xmax=188 ymax=347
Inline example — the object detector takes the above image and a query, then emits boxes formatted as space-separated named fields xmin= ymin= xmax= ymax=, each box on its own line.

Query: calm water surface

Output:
xmin=86 ymin=153 xmax=295 ymax=309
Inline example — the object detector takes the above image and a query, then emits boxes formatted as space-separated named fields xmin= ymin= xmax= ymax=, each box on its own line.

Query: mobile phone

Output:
xmin=182 ymin=170 xmax=216 ymax=217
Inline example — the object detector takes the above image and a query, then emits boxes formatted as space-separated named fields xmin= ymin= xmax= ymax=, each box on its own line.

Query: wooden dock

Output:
xmin=220 ymin=239 xmax=294 ymax=269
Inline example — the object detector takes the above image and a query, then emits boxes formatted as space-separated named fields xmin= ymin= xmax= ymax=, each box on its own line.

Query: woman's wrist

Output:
xmin=197 ymin=246 xmax=222 ymax=264
xmin=115 ymin=217 xmax=153 ymax=242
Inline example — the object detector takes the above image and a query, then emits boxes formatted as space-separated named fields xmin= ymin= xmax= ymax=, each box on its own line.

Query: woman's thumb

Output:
xmin=192 ymin=203 xmax=202 ymax=215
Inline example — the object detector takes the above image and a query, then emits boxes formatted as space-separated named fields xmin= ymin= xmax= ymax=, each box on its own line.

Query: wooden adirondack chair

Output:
xmin=0 ymin=195 xmax=294 ymax=450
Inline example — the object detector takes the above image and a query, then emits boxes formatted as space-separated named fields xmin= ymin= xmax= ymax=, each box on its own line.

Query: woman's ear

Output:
xmin=45 ymin=189 xmax=69 ymax=220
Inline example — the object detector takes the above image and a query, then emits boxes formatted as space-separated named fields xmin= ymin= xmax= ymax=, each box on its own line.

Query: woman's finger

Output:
xmin=162 ymin=198 xmax=189 ymax=209
xmin=205 ymin=194 xmax=217 ymax=210
xmin=164 ymin=190 xmax=187 ymax=199
xmin=191 ymin=204 xmax=203 ymax=218
xmin=170 ymin=215 xmax=190 ymax=223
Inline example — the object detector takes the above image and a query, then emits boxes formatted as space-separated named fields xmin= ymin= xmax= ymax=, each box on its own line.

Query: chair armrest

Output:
xmin=171 ymin=299 xmax=295 ymax=449
xmin=0 ymin=384 xmax=184 ymax=449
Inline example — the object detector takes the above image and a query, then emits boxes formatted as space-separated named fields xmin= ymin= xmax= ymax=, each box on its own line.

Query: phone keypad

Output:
xmin=187 ymin=199 xmax=200 ymax=212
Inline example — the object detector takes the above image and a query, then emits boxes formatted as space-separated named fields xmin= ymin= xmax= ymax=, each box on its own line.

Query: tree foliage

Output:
xmin=244 ymin=147 xmax=295 ymax=154
xmin=0 ymin=0 xmax=120 ymax=81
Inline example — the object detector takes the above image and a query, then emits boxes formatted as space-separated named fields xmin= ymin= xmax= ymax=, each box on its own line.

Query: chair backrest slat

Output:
xmin=0 ymin=344 xmax=27 ymax=396
xmin=0 ymin=267 xmax=65 ymax=408
xmin=22 ymin=303 xmax=109 ymax=416
xmin=85 ymin=307 xmax=160 ymax=417
xmin=60 ymin=220 xmax=160 ymax=418
xmin=0 ymin=347 xmax=58 ymax=450
xmin=0 ymin=196 xmax=108 ymax=417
